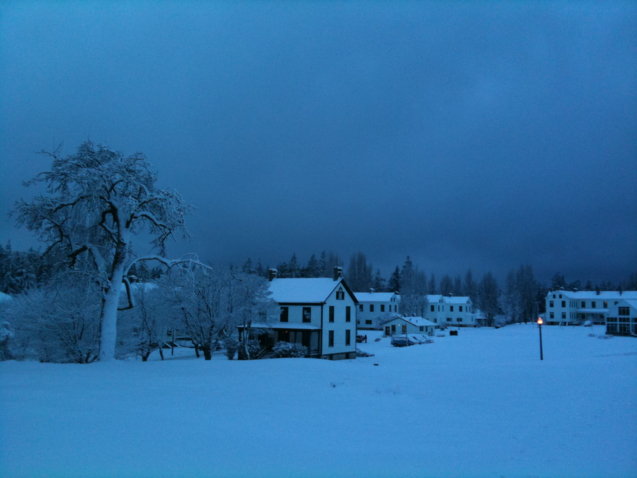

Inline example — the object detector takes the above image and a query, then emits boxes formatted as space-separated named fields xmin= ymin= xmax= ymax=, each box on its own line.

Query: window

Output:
xmin=559 ymin=294 xmax=562 ymax=298
xmin=359 ymin=304 xmax=363 ymax=312
xmin=561 ymin=301 xmax=565 ymax=307
xmin=381 ymin=304 xmax=385 ymax=312
xmin=391 ymin=324 xmax=396 ymax=332
xmin=550 ymin=312 xmax=554 ymax=318
xmin=303 ymin=307 xmax=311 ymax=323
xmin=336 ymin=287 xmax=345 ymax=300
xmin=562 ymin=312 xmax=566 ymax=319
xmin=592 ymin=302 xmax=596 ymax=308
xmin=581 ymin=301 xmax=586 ymax=308
xmin=552 ymin=294 xmax=556 ymax=298
xmin=550 ymin=301 xmax=554 ymax=308
xmin=280 ymin=307 xmax=289 ymax=322
xmin=346 ymin=306 xmax=351 ymax=322
xmin=450 ymin=306 xmax=454 ymax=312
xmin=430 ymin=305 xmax=435 ymax=312
xmin=345 ymin=329 xmax=351 ymax=346
xmin=458 ymin=318 xmax=462 ymax=322
xmin=459 ymin=306 xmax=463 ymax=312
xmin=370 ymin=304 xmax=374 ymax=312
xmin=329 ymin=306 xmax=335 ymax=323
xmin=603 ymin=301 xmax=608 ymax=308
xmin=329 ymin=330 xmax=334 ymax=347
xmin=402 ymin=325 xmax=407 ymax=333
xmin=447 ymin=318 xmax=451 ymax=322
xmin=366 ymin=320 xmax=372 ymax=325
xmin=619 ymin=307 xmax=630 ymax=316
xmin=419 ymin=326 xmax=424 ymax=331
xmin=394 ymin=305 xmax=397 ymax=312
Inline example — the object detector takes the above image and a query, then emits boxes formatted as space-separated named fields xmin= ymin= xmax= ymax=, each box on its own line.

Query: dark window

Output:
xmin=419 ymin=326 xmax=424 ymax=331
xmin=280 ymin=307 xmax=289 ymax=322
xmin=619 ymin=307 xmax=630 ymax=316
xmin=550 ymin=301 xmax=554 ymax=308
xmin=381 ymin=304 xmax=385 ymax=312
xmin=430 ymin=305 xmax=435 ymax=312
xmin=402 ymin=325 xmax=407 ymax=333
xmin=458 ymin=318 xmax=462 ymax=322
xmin=345 ymin=329 xmax=351 ymax=346
xmin=391 ymin=325 xmax=396 ymax=332
xmin=550 ymin=312 xmax=554 ymax=318
xmin=370 ymin=304 xmax=374 ymax=312
xmin=562 ymin=312 xmax=566 ymax=319
xmin=561 ymin=301 xmax=565 ymax=307
xmin=359 ymin=304 xmax=363 ymax=311
xmin=450 ymin=306 xmax=454 ymax=312
xmin=592 ymin=302 xmax=596 ymax=308
xmin=447 ymin=318 xmax=451 ymax=322
xmin=336 ymin=287 xmax=345 ymax=300
xmin=329 ymin=330 xmax=334 ymax=347
xmin=459 ymin=306 xmax=463 ymax=312
xmin=346 ymin=306 xmax=351 ymax=322
xmin=303 ymin=307 xmax=311 ymax=323
xmin=366 ymin=320 xmax=372 ymax=324
xmin=559 ymin=295 xmax=562 ymax=298
xmin=581 ymin=301 xmax=585 ymax=307
xmin=329 ymin=306 xmax=335 ymax=323
xmin=603 ymin=301 xmax=608 ymax=308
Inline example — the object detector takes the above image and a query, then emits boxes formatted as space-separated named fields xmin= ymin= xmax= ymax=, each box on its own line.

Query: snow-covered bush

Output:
xmin=237 ymin=339 xmax=261 ymax=360
xmin=272 ymin=341 xmax=307 ymax=358
xmin=0 ymin=321 xmax=14 ymax=361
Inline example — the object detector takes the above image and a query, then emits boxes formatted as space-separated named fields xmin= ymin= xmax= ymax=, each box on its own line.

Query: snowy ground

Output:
xmin=1 ymin=324 xmax=636 ymax=478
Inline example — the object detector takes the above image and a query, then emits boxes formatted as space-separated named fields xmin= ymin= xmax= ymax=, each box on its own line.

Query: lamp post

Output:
xmin=537 ymin=317 xmax=544 ymax=360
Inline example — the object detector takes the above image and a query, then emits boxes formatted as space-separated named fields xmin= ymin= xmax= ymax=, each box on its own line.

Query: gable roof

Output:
xmin=388 ymin=316 xmax=436 ymax=327
xmin=269 ymin=277 xmax=358 ymax=304
xmin=442 ymin=296 xmax=471 ymax=304
xmin=354 ymin=292 xmax=398 ymax=303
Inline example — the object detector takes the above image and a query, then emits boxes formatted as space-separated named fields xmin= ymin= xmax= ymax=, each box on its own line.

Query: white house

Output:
xmin=353 ymin=291 xmax=400 ymax=329
xmin=252 ymin=267 xmax=358 ymax=360
xmin=383 ymin=316 xmax=436 ymax=336
xmin=424 ymin=295 xmax=477 ymax=327
xmin=545 ymin=290 xmax=637 ymax=325
xmin=605 ymin=299 xmax=637 ymax=336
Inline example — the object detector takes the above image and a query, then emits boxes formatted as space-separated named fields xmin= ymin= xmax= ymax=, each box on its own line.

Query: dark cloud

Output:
xmin=1 ymin=2 xmax=635 ymax=284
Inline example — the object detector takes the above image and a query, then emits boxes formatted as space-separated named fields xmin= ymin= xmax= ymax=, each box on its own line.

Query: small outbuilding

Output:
xmin=383 ymin=316 xmax=435 ymax=337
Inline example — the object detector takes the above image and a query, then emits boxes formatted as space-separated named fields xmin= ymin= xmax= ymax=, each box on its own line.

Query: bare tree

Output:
xmin=12 ymin=141 xmax=194 ymax=361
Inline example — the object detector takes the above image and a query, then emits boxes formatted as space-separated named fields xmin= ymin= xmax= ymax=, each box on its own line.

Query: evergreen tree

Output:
xmin=346 ymin=252 xmax=373 ymax=292
xmin=372 ymin=269 xmax=386 ymax=291
xmin=387 ymin=267 xmax=401 ymax=292
xmin=428 ymin=274 xmax=436 ymax=294
xmin=452 ymin=275 xmax=463 ymax=296
xmin=463 ymin=269 xmax=478 ymax=304
xmin=439 ymin=275 xmax=453 ymax=296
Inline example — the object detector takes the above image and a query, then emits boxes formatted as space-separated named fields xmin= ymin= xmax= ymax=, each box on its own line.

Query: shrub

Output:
xmin=225 ymin=338 xmax=238 ymax=360
xmin=237 ymin=339 xmax=261 ymax=360
xmin=272 ymin=341 xmax=307 ymax=358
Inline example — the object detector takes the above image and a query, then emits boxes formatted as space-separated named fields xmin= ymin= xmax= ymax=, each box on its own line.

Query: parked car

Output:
xmin=391 ymin=336 xmax=416 ymax=347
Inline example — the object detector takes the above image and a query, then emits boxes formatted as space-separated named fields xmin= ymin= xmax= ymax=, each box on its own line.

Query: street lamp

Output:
xmin=537 ymin=317 xmax=544 ymax=361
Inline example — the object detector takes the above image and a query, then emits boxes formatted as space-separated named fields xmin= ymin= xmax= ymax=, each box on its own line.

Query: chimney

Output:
xmin=333 ymin=266 xmax=343 ymax=281
xmin=268 ymin=268 xmax=277 ymax=282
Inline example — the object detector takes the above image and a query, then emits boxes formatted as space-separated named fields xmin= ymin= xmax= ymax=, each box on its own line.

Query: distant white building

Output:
xmin=424 ymin=295 xmax=477 ymax=327
xmin=250 ymin=267 xmax=359 ymax=360
xmin=383 ymin=316 xmax=435 ymax=336
xmin=605 ymin=299 xmax=637 ymax=336
xmin=545 ymin=290 xmax=637 ymax=325
xmin=353 ymin=292 xmax=400 ymax=329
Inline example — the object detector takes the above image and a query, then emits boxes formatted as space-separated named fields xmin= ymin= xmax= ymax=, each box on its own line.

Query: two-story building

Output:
xmin=353 ymin=291 xmax=400 ymax=329
xmin=424 ymin=295 xmax=477 ymax=327
xmin=544 ymin=290 xmax=637 ymax=325
xmin=255 ymin=267 xmax=358 ymax=360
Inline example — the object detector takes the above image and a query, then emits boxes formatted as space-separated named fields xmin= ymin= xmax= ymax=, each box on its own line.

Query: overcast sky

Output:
xmin=1 ymin=1 xmax=635 ymax=285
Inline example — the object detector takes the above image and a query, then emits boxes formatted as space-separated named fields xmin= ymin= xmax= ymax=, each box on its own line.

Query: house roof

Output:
xmin=388 ymin=316 xmax=436 ymax=327
xmin=269 ymin=277 xmax=357 ymax=304
xmin=354 ymin=292 xmax=397 ymax=303
xmin=547 ymin=290 xmax=637 ymax=300
xmin=607 ymin=299 xmax=637 ymax=312
xmin=443 ymin=296 xmax=471 ymax=304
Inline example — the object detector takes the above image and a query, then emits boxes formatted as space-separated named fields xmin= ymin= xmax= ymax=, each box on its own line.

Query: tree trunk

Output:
xmin=194 ymin=343 xmax=200 ymax=358
xmin=98 ymin=242 xmax=127 ymax=362
xmin=202 ymin=344 xmax=212 ymax=360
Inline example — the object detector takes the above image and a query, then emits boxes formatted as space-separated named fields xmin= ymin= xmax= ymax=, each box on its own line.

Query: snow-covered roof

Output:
xmin=443 ymin=296 xmax=471 ymax=304
xmin=354 ymin=292 xmax=397 ymax=303
xmin=607 ymin=299 xmax=637 ymax=312
xmin=427 ymin=295 xmax=444 ymax=302
xmin=269 ymin=278 xmax=344 ymax=303
xmin=0 ymin=292 xmax=12 ymax=303
xmin=240 ymin=322 xmax=321 ymax=330
xmin=388 ymin=316 xmax=436 ymax=327
xmin=547 ymin=290 xmax=637 ymax=300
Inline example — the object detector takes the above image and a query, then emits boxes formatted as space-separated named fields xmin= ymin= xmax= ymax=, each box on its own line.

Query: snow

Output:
xmin=387 ymin=316 xmax=436 ymax=327
xmin=0 ymin=292 xmax=12 ymax=303
xmin=268 ymin=277 xmax=343 ymax=303
xmin=1 ymin=324 xmax=636 ymax=478
xmin=549 ymin=290 xmax=637 ymax=300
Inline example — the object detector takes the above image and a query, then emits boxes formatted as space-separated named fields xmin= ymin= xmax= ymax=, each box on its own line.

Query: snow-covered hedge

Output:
xmin=237 ymin=339 xmax=261 ymax=360
xmin=272 ymin=341 xmax=307 ymax=358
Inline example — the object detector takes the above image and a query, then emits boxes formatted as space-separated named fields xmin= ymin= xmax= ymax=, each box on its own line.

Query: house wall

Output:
xmin=605 ymin=302 xmax=637 ymax=336
xmin=356 ymin=295 xmax=400 ymax=329
xmin=321 ymin=289 xmax=357 ymax=358
xmin=383 ymin=318 xmax=433 ymax=336
xmin=423 ymin=297 xmax=475 ymax=326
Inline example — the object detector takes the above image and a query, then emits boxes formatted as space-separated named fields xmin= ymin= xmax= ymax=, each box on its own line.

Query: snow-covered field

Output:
xmin=1 ymin=324 xmax=636 ymax=478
